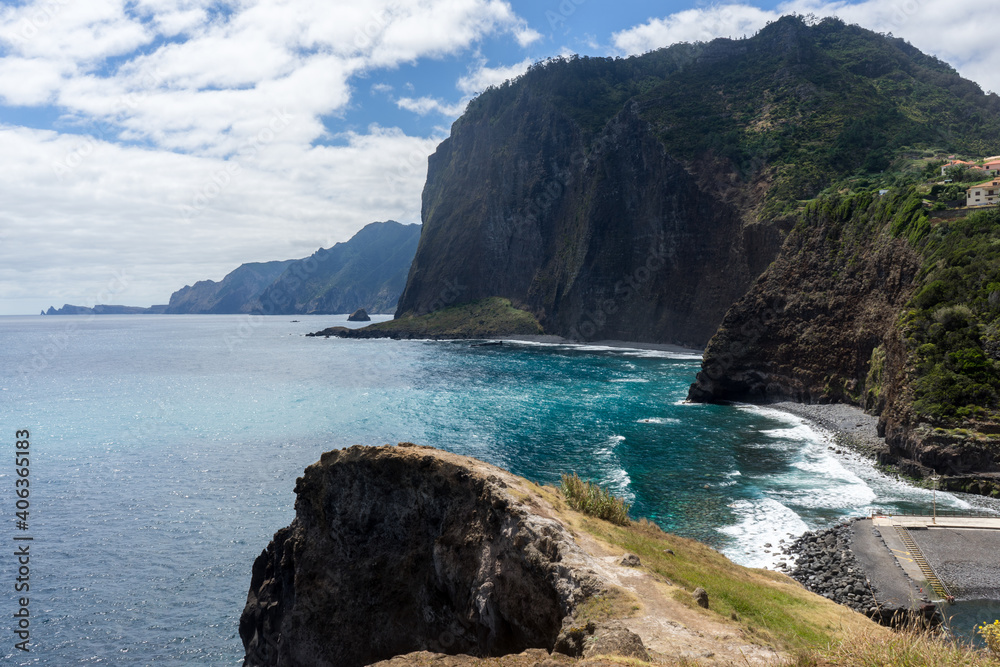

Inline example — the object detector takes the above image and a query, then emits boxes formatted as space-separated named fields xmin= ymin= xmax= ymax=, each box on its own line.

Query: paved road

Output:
xmin=851 ymin=519 xmax=928 ymax=608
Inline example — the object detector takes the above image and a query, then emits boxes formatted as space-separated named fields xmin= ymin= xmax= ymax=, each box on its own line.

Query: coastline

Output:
xmin=503 ymin=335 xmax=704 ymax=356
xmin=766 ymin=401 xmax=891 ymax=462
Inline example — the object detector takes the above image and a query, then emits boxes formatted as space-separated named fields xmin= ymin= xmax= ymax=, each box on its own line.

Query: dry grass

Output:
xmin=560 ymin=473 xmax=631 ymax=526
xmin=823 ymin=623 xmax=999 ymax=666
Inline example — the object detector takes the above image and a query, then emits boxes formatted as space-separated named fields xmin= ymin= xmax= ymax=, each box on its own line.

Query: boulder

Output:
xmin=619 ymin=553 xmax=641 ymax=567
xmin=583 ymin=624 xmax=651 ymax=662
xmin=693 ymin=587 xmax=709 ymax=609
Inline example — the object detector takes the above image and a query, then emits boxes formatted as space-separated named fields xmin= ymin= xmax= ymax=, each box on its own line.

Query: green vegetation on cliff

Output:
xmin=384 ymin=298 xmax=543 ymax=337
xmin=559 ymin=473 xmax=631 ymax=526
xmin=464 ymin=15 xmax=1000 ymax=219
xmin=895 ymin=206 xmax=1000 ymax=423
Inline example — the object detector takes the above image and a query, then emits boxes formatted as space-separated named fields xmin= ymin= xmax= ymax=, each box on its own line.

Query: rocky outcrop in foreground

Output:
xmin=241 ymin=444 xmax=884 ymax=666
xmin=240 ymin=444 xmax=604 ymax=667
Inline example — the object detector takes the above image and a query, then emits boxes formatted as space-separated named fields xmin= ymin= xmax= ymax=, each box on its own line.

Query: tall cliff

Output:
xmin=687 ymin=192 xmax=922 ymax=406
xmin=395 ymin=16 xmax=1000 ymax=346
xmin=688 ymin=194 xmax=1000 ymax=494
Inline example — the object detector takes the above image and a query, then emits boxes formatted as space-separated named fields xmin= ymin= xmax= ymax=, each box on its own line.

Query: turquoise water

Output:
xmin=0 ymin=314 xmax=995 ymax=664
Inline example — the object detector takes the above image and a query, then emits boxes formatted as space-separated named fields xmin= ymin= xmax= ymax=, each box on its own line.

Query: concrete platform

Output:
xmin=850 ymin=519 xmax=928 ymax=609
xmin=872 ymin=515 xmax=1000 ymax=602
xmin=874 ymin=516 xmax=1000 ymax=530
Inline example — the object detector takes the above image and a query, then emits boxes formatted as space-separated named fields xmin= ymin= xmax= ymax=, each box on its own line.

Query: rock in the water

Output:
xmin=239 ymin=444 xmax=602 ymax=667
xmin=620 ymin=553 xmax=641 ymax=567
xmin=693 ymin=587 xmax=709 ymax=609
xmin=347 ymin=308 xmax=371 ymax=321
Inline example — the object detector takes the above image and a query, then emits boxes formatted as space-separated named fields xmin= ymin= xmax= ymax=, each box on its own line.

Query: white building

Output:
xmin=967 ymin=179 xmax=1000 ymax=207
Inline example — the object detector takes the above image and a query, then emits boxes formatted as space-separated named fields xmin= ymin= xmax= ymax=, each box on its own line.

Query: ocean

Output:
xmin=1 ymin=314 xmax=995 ymax=664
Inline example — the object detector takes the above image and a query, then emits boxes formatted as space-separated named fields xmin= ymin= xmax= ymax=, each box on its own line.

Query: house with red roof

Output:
xmin=984 ymin=158 xmax=1000 ymax=176
xmin=942 ymin=159 xmax=977 ymax=176
xmin=967 ymin=179 xmax=1000 ymax=207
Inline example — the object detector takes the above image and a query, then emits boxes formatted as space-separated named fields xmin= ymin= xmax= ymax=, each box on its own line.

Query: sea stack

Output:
xmin=347 ymin=308 xmax=371 ymax=321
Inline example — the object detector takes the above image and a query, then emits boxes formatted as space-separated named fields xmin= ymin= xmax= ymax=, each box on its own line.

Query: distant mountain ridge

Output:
xmin=43 ymin=221 xmax=420 ymax=316
xmin=164 ymin=260 xmax=296 ymax=314
xmin=252 ymin=220 xmax=421 ymax=315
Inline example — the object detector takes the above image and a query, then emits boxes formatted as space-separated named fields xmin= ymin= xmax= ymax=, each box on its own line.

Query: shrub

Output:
xmin=979 ymin=619 xmax=1000 ymax=658
xmin=560 ymin=473 xmax=631 ymax=525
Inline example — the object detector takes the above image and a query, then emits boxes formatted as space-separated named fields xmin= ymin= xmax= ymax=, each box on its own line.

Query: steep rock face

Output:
xmin=255 ymin=221 xmax=420 ymax=315
xmin=398 ymin=97 xmax=781 ymax=347
xmin=687 ymin=193 xmax=1000 ymax=492
xmin=688 ymin=193 xmax=921 ymax=405
xmin=239 ymin=444 xmax=601 ymax=667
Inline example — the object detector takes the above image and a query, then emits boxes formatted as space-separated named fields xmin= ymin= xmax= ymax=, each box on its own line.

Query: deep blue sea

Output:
xmin=1 ymin=314 xmax=997 ymax=664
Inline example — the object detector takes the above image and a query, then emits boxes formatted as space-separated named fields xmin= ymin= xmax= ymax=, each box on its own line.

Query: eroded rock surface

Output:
xmin=239 ymin=444 xmax=602 ymax=667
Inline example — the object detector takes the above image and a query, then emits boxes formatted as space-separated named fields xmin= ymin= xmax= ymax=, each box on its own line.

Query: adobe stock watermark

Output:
xmin=4 ymin=0 xmax=70 ymax=44
xmin=568 ymin=236 xmax=672 ymax=341
xmin=384 ymin=145 xmax=430 ymax=194
xmin=52 ymin=66 xmax=166 ymax=179
xmin=352 ymin=8 xmax=390 ymax=50
xmin=16 ymin=269 xmax=132 ymax=382
xmin=179 ymin=109 xmax=293 ymax=223
xmin=546 ymin=0 xmax=587 ymax=30
xmin=885 ymin=0 xmax=923 ymax=29
xmin=222 ymin=247 xmax=324 ymax=352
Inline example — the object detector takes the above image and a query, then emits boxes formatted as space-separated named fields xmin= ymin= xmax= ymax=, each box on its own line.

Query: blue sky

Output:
xmin=0 ymin=0 xmax=996 ymax=314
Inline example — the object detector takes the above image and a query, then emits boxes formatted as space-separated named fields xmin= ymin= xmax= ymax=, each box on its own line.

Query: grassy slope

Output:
xmin=531 ymin=480 xmax=998 ymax=666
xmin=526 ymin=481 xmax=868 ymax=656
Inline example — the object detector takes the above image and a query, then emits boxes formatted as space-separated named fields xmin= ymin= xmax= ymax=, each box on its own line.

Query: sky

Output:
xmin=0 ymin=0 xmax=997 ymax=315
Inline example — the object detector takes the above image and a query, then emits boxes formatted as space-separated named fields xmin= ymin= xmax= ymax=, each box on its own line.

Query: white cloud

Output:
xmin=396 ymin=55 xmax=535 ymax=118
xmin=0 ymin=0 xmax=531 ymax=155
xmin=612 ymin=4 xmax=774 ymax=53
xmin=515 ymin=26 xmax=543 ymax=47
xmin=457 ymin=57 xmax=533 ymax=95
xmin=396 ymin=96 xmax=468 ymax=117
xmin=612 ymin=1 xmax=1000 ymax=95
